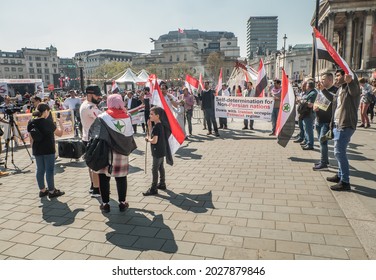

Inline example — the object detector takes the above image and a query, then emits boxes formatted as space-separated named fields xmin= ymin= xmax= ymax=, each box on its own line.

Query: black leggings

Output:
xmin=98 ymin=174 xmax=127 ymax=203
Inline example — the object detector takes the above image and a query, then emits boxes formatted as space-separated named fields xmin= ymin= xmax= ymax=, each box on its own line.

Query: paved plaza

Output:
xmin=0 ymin=117 xmax=375 ymax=260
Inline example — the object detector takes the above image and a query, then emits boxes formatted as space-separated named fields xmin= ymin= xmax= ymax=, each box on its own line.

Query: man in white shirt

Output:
xmin=63 ymin=90 xmax=82 ymax=111
xmin=79 ymin=85 xmax=102 ymax=197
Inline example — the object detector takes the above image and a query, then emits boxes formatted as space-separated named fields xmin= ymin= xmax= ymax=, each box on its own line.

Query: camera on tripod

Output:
xmin=0 ymin=106 xmax=22 ymax=116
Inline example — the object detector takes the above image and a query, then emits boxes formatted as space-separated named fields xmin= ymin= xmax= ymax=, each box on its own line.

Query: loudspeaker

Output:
xmin=57 ymin=139 xmax=85 ymax=159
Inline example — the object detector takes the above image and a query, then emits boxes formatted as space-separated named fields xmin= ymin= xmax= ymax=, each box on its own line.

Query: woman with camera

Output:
xmin=27 ymin=103 xmax=65 ymax=198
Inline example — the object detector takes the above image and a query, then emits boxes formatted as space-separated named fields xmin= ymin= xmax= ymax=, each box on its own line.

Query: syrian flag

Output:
xmin=199 ymin=73 xmax=204 ymax=89
xmin=314 ymin=27 xmax=355 ymax=78
xmin=152 ymin=81 xmax=185 ymax=165
xmin=185 ymin=74 xmax=199 ymax=94
xmin=215 ymin=68 xmax=223 ymax=96
xmin=255 ymin=59 xmax=268 ymax=97
xmin=276 ymin=69 xmax=296 ymax=148
xmin=111 ymin=80 xmax=120 ymax=93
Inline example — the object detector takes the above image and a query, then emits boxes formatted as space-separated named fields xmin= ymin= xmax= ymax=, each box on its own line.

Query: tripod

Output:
xmin=3 ymin=113 xmax=33 ymax=170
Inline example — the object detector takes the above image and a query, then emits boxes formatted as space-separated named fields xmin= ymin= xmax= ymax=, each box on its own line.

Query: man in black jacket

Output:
xmin=199 ymin=81 xmax=219 ymax=137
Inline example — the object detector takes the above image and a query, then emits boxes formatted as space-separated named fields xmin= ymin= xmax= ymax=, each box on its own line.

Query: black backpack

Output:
xmin=84 ymin=137 xmax=113 ymax=173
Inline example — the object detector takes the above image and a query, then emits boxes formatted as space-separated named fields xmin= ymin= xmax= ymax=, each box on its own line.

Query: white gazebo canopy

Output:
xmin=115 ymin=68 xmax=142 ymax=84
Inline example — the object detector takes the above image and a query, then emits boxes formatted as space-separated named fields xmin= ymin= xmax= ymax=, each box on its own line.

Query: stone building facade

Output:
xmin=314 ymin=0 xmax=376 ymax=76
xmin=132 ymin=29 xmax=240 ymax=81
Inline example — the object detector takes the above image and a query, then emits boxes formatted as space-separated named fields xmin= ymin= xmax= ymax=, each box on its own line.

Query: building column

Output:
xmin=361 ymin=10 xmax=374 ymax=69
xmin=345 ymin=12 xmax=354 ymax=66
xmin=328 ymin=13 xmax=335 ymax=44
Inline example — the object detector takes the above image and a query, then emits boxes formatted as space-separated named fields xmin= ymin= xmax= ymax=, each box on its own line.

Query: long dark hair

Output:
xmin=32 ymin=103 xmax=50 ymax=117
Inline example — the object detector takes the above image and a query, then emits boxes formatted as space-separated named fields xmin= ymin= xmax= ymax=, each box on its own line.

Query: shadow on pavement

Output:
xmin=351 ymin=184 xmax=376 ymax=199
xmin=40 ymin=197 xmax=85 ymax=226
xmin=158 ymin=189 xmax=215 ymax=213
xmin=104 ymin=203 xmax=178 ymax=253
xmin=175 ymin=147 xmax=202 ymax=160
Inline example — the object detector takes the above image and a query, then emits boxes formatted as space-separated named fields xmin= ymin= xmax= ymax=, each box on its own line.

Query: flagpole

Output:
xmin=311 ymin=0 xmax=320 ymax=81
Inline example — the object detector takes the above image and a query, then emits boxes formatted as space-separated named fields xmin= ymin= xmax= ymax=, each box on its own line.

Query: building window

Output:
xmin=44 ymin=57 xmax=47 ymax=61
xmin=3 ymin=59 xmax=8 ymax=64
xmin=37 ymin=75 xmax=42 ymax=79
xmin=29 ymin=62 xmax=33 ymax=67
xmin=19 ymin=75 xmax=24 ymax=79
xmin=18 ymin=68 xmax=23 ymax=72
xmin=45 ymin=75 xmax=49 ymax=80
xmin=44 ymin=63 xmax=48 ymax=67
xmin=10 ymin=60 xmax=15 ymax=64
xmin=53 ymin=58 xmax=55 ymax=61
xmin=184 ymin=54 xmax=187 ymax=61
xmin=169 ymin=55 xmax=172 ymax=62
xmin=176 ymin=55 xmax=180 ymax=62
xmin=4 ymin=67 xmax=9 ymax=71
xmin=54 ymin=69 xmax=57 ymax=73
xmin=29 ymin=68 xmax=35 ymax=73
xmin=29 ymin=56 xmax=33 ymax=60
xmin=30 ymin=75 xmax=35 ymax=78
xmin=44 ymin=69 xmax=49 ymax=74
xmin=35 ymin=57 xmax=41 ymax=61
xmin=37 ymin=69 xmax=42 ymax=74
xmin=11 ymin=67 xmax=16 ymax=72
xmin=36 ymin=63 xmax=41 ymax=67
xmin=17 ymin=60 xmax=22 ymax=64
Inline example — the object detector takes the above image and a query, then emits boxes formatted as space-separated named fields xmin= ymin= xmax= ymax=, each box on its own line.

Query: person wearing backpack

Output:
xmin=91 ymin=94 xmax=136 ymax=213
xmin=27 ymin=103 xmax=65 ymax=198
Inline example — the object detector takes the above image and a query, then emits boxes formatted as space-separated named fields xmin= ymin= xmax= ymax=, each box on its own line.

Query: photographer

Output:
xmin=27 ymin=103 xmax=65 ymax=198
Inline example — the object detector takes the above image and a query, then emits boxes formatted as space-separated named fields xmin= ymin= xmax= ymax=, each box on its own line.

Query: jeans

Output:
xmin=271 ymin=108 xmax=279 ymax=133
xmin=333 ymin=127 xmax=355 ymax=183
xmin=316 ymin=122 xmax=330 ymax=165
xmin=303 ymin=114 xmax=315 ymax=147
xmin=35 ymin=154 xmax=56 ymax=191
xmin=99 ymin=174 xmax=127 ymax=203
xmin=152 ymin=156 xmax=165 ymax=187
xmin=204 ymin=108 xmax=218 ymax=133
xmin=244 ymin=119 xmax=254 ymax=129
xmin=297 ymin=119 xmax=305 ymax=141
xmin=185 ymin=109 xmax=193 ymax=135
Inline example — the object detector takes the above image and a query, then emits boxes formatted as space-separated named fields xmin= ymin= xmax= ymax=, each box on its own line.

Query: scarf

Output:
xmin=106 ymin=108 xmax=129 ymax=119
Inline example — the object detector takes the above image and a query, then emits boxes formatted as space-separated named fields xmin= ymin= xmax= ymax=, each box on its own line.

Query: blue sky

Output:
xmin=1 ymin=0 xmax=317 ymax=58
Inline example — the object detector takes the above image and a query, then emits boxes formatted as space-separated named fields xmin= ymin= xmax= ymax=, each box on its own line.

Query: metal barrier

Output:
xmin=192 ymin=106 xmax=203 ymax=124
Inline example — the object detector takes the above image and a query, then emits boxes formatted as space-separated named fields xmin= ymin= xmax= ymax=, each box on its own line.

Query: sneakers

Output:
xmin=143 ymin=187 xmax=158 ymax=196
xmin=326 ymin=174 xmax=340 ymax=183
xmin=119 ymin=202 xmax=129 ymax=212
xmin=100 ymin=203 xmax=110 ymax=213
xmin=91 ymin=187 xmax=101 ymax=198
xmin=293 ymin=139 xmax=304 ymax=143
xmin=157 ymin=183 xmax=167 ymax=190
xmin=302 ymin=145 xmax=314 ymax=150
xmin=39 ymin=189 xmax=49 ymax=198
xmin=330 ymin=181 xmax=351 ymax=191
xmin=48 ymin=189 xmax=65 ymax=198
xmin=357 ymin=123 xmax=365 ymax=128
xmin=312 ymin=163 xmax=328 ymax=171
xmin=242 ymin=127 xmax=248 ymax=130
xmin=299 ymin=141 xmax=307 ymax=146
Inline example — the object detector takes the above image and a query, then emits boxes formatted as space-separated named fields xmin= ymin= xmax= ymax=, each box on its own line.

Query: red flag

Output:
xmin=151 ymin=81 xmax=185 ymax=165
xmin=178 ymin=28 xmax=184 ymax=34
xmin=276 ymin=69 xmax=296 ymax=147
xmin=185 ymin=74 xmax=199 ymax=94
xmin=215 ymin=68 xmax=223 ymax=96
xmin=314 ymin=27 xmax=354 ymax=78
xmin=199 ymin=73 xmax=204 ymax=89
xmin=255 ymin=59 xmax=268 ymax=97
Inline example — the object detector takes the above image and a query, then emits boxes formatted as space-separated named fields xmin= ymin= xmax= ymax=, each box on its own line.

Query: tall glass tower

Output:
xmin=247 ymin=16 xmax=278 ymax=59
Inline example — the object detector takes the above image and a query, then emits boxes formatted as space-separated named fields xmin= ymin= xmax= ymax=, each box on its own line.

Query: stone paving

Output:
xmin=0 ymin=117 xmax=375 ymax=260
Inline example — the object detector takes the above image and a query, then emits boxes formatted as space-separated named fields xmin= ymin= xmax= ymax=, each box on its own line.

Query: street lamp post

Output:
xmin=76 ymin=58 xmax=85 ymax=93
xmin=283 ymin=34 xmax=287 ymax=70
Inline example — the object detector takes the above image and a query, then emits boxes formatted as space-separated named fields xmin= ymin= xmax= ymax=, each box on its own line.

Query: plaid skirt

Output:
xmin=96 ymin=150 xmax=129 ymax=177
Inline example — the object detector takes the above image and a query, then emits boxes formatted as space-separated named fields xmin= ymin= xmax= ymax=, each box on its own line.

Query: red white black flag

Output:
xmin=276 ymin=69 xmax=296 ymax=148
xmin=255 ymin=59 xmax=268 ymax=97
xmin=185 ymin=74 xmax=199 ymax=94
xmin=314 ymin=27 xmax=354 ymax=78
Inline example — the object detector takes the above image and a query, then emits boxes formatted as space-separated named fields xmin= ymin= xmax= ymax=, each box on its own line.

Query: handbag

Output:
xmin=320 ymin=129 xmax=333 ymax=143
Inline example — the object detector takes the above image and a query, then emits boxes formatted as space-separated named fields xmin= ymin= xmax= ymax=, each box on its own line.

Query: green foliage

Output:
xmin=93 ymin=61 xmax=132 ymax=79
xmin=206 ymin=52 xmax=224 ymax=80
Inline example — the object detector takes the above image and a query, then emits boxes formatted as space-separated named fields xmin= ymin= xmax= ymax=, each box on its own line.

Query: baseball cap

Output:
xmin=85 ymin=85 xmax=102 ymax=96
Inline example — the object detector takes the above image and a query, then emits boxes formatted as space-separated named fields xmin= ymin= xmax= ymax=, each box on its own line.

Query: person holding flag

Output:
xmin=319 ymin=69 xmax=360 ymax=191
xmin=200 ymin=81 xmax=219 ymax=137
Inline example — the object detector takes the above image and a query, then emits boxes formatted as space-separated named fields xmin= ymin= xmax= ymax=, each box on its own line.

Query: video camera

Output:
xmin=0 ymin=105 xmax=22 ymax=115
